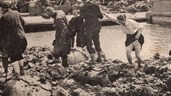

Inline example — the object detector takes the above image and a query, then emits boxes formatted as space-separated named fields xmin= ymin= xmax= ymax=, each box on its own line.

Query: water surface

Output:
xmin=26 ymin=23 xmax=171 ymax=62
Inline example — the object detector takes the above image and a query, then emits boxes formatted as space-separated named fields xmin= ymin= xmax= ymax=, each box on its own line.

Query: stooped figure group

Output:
xmin=68 ymin=0 xmax=107 ymax=64
xmin=0 ymin=0 xmax=145 ymax=80
xmin=43 ymin=0 xmax=107 ymax=67
xmin=42 ymin=0 xmax=144 ymax=67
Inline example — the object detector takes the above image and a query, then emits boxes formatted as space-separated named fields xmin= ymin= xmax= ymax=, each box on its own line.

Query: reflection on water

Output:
xmin=26 ymin=23 xmax=171 ymax=62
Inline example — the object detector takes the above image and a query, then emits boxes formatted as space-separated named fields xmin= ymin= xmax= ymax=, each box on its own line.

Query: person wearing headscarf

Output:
xmin=0 ymin=1 xmax=27 ymax=79
xmin=43 ymin=7 xmax=71 ymax=67
xmin=103 ymin=13 xmax=144 ymax=67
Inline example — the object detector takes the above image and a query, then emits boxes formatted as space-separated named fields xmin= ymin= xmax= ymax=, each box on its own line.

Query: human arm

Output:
xmin=42 ymin=12 xmax=51 ymax=19
xmin=102 ymin=13 xmax=120 ymax=24
xmin=134 ymin=22 xmax=144 ymax=40
xmin=94 ymin=4 xmax=103 ymax=19
xmin=135 ymin=28 xmax=143 ymax=40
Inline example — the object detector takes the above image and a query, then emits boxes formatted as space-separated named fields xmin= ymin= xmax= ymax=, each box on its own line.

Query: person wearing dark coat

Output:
xmin=43 ymin=7 xmax=71 ymax=67
xmin=0 ymin=1 xmax=27 ymax=79
xmin=68 ymin=15 xmax=86 ymax=48
xmin=79 ymin=0 xmax=106 ymax=64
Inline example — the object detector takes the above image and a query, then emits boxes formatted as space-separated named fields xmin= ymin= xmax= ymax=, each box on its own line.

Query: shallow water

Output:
xmin=26 ymin=23 xmax=171 ymax=62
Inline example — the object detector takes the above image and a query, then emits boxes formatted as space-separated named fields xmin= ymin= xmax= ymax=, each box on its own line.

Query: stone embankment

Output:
xmin=21 ymin=12 xmax=147 ymax=32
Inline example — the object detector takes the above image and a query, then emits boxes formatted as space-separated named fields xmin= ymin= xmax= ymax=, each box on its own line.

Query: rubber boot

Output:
xmin=61 ymin=55 xmax=69 ymax=67
xmin=85 ymin=54 xmax=97 ymax=64
xmin=101 ymin=52 xmax=107 ymax=61
xmin=19 ymin=59 xmax=25 ymax=75
xmin=96 ymin=51 xmax=107 ymax=63
xmin=96 ymin=52 xmax=102 ymax=63
xmin=2 ymin=58 xmax=9 ymax=78
xmin=12 ymin=61 xmax=20 ymax=80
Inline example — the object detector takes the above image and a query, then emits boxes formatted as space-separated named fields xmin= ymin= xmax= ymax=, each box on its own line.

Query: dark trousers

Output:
xmin=61 ymin=55 xmax=68 ymax=67
xmin=86 ymin=29 xmax=102 ymax=54
xmin=54 ymin=54 xmax=68 ymax=67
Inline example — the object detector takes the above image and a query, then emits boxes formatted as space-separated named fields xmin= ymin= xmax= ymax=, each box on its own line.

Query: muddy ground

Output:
xmin=0 ymin=46 xmax=171 ymax=96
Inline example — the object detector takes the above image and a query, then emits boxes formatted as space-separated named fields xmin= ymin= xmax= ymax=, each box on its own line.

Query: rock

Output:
xmin=2 ymin=75 xmax=51 ymax=96
xmin=143 ymin=65 xmax=157 ymax=74
xmin=113 ymin=59 xmax=123 ymax=64
xmin=50 ymin=65 xmax=67 ymax=80
xmin=72 ymin=65 xmax=114 ymax=87
xmin=62 ymin=78 xmax=75 ymax=86
xmin=71 ymin=88 xmax=91 ymax=96
xmin=153 ymin=53 xmax=160 ymax=60
xmin=3 ymin=80 xmax=29 ymax=96
xmin=51 ymin=85 xmax=69 ymax=96
xmin=28 ymin=62 xmax=35 ymax=68
xmin=166 ymin=76 xmax=171 ymax=91
xmin=1 ymin=46 xmax=170 ymax=96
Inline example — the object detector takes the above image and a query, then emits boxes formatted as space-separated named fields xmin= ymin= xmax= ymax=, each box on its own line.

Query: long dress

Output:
xmin=0 ymin=9 xmax=27 ymax=62
xmin=53 ymin=10 xmax=71 ymax=57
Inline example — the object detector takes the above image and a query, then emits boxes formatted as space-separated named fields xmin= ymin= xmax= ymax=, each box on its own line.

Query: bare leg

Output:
xmin=12 ymin=61 xmax=20 ymax=80
xmin=134 ymin=41 xmax=142 ymax=67
xmin=126 ymin=43 xmax=134 ymax=64
xmin=18 ymin=59 xmax=25 ymax=75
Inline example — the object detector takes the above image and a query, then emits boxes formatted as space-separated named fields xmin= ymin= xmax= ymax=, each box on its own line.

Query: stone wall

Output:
xmin=147 ymin=0 xmax=171 ymax=25
xmin=151 ymin=0 xmax=171 ymax=12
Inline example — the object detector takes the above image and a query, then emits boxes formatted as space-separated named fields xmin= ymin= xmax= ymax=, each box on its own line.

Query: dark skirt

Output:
xmin=125 ymin=31 xmax=144 ymax=51
xmin=3 ymin=38 xmax=27 ymax=62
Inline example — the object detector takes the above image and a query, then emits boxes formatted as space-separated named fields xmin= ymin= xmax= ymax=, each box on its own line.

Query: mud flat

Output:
xmin=0 ymin=46 xmax=171 ymax=96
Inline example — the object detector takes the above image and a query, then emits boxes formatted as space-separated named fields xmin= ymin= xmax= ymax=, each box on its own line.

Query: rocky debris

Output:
xmin=2 ymin=75 xmax=51 ymax=96
xmin=70 ymin=0 xmax=151 ymax=14
xmin=0 ymin=46 xmax=171 ymax=96
xmin=91 ymin=0 xmax=150 ymax=14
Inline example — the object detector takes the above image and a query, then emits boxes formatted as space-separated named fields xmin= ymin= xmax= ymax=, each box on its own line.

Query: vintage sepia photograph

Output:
xmin=0 ymin=0 xmax=171 ymax=96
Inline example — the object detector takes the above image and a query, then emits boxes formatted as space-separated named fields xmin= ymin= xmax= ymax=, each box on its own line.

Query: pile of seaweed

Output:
xmin=99 ymin=0 xmax=151 ymax=13
xmin=71 ymin=0 xmax=151 ymax=14
xmin=0 ymin=46 xmax=171 ymax=96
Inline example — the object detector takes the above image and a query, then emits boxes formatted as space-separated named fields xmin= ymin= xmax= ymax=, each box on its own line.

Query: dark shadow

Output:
xmin=24 ymin=24 xmax=55 ymax=33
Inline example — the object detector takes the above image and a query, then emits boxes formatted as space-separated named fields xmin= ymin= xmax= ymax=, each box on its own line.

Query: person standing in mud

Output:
xmin=103 ymin=13 xmax=144 ymax=67
xmin=0 ymin=1 xmax=28 ymax=79
xmin=43 ymin=7 xmax=71 ymax=67
xmin=68 ymin=9 xmax=86 ymax=48
xmin=79 ymin=0 xmax=106 ymax=64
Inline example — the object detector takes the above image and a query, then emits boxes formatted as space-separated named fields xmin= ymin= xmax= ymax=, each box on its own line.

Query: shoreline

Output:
xmin=22 ymin=12 xmax=147 ymax=32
